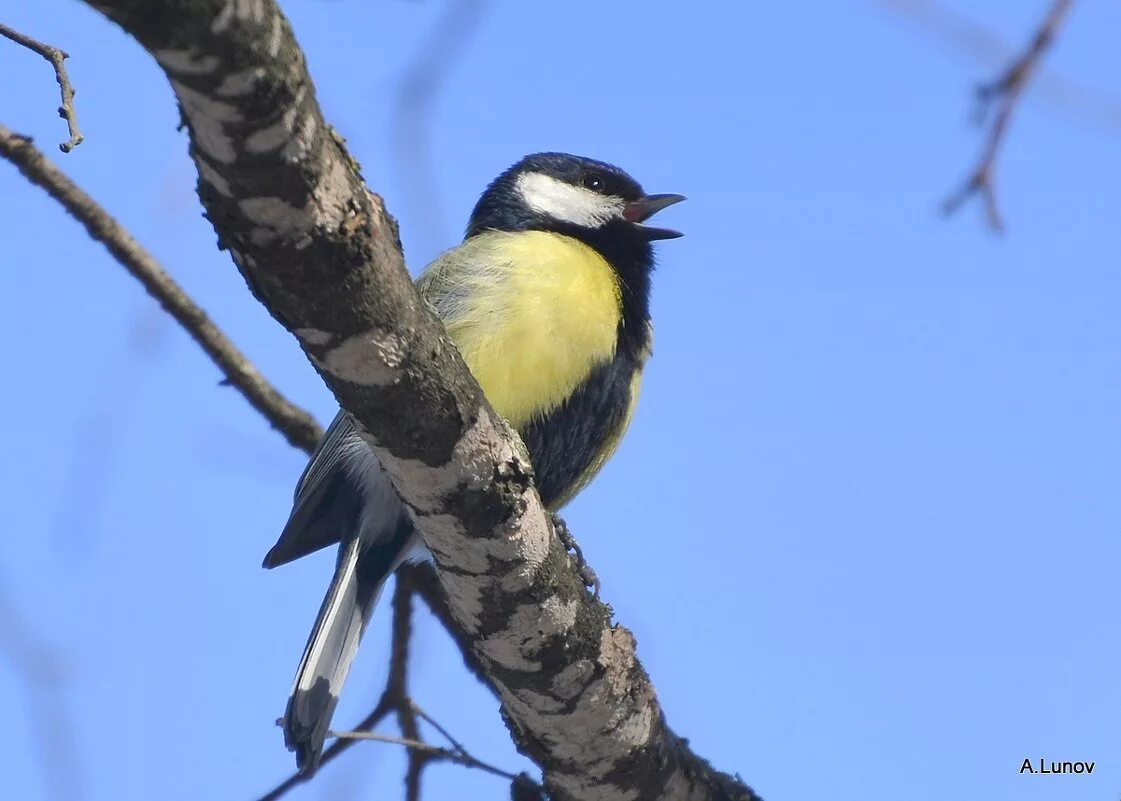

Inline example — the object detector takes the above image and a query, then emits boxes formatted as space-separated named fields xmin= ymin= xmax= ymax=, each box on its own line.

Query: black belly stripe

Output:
xmin=520 ymin=347 xmax=642 ymax=509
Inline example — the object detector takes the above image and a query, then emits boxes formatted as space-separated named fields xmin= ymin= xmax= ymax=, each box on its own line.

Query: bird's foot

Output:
xmin=551 ymin=513 xmax=600 ymax=596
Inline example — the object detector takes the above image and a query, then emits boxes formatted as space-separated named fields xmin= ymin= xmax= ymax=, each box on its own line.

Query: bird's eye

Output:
xmin=582 ymin=173 xmax=605 ymax=193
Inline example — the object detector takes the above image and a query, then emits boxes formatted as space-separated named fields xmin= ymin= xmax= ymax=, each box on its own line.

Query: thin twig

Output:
xmin=0 ymin=23 xmax=83 ymax=151
xmin=409 ymin=700 xmax=542 ymax=786
xmin=941 ymin=0 xmax=1074 ymax=231
xmin=0 ymin=125 xmax=322 ymax=452
xmin=391 ymin=569 xmax=429 ymax=801
xmin=329 ymin=728 xmax=526 ymax=783
xmin=874 ymin=0 xmax=1121 ymax=133
xmin=410 ymin=699 xmax=466 ymax=754
xmin=0 ymin=580 xmax=82 ymax=801
xmin=329 ymin=729 xmax=445 ymax=754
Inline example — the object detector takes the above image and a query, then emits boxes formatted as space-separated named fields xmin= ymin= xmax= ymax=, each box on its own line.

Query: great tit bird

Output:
xmin=264 ymin=152 xmax=684 ymax=774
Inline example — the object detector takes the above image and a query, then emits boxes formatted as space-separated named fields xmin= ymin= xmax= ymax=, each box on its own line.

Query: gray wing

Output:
xmin=265 ymin=242 xmax=483 ymax=570
xmin=263 ymin=410 xmax=370 ymax=568
xmin=269 ymin=244 xmax=480 ymax=769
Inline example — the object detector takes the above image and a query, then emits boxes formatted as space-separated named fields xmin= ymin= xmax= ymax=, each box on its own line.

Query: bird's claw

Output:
xmin=551 ymin=513 xmax=600 ymax=596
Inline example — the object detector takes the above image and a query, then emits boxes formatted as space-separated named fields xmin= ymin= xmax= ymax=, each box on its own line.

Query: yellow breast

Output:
xmin=430 ymin=231 xmax=622 ymax=428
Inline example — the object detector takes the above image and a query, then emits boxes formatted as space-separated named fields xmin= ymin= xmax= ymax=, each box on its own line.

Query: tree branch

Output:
xmin=874 ymin=0 xmax=1121 ymax=133
xmin=0 ymin=124 xmax=322 ymax=452
xmin=2 ymin=94 xmax=505 ymax=801
xmin=73 ymin=2 xmax=757 ymax=798
xmin=0 ymin=23 xmax=83 ymax=151
xmin=0 ymin=579 xmax=82 ymax=801
xmin=941 ymin=0 xmax=1073 ymax=231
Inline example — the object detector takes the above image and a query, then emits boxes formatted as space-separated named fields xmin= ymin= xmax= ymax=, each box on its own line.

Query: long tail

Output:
xmin=281 ymin=536 xmax=386 ymax=774
xmin=267 ymin=411 xmax=418 ymax=774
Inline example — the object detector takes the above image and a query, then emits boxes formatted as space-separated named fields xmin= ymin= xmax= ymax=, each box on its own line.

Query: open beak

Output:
xmin=624 ymin=193 xmax=686 ymax=240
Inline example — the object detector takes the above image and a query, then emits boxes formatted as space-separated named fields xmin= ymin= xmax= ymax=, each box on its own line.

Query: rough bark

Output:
xmin=78 ymin=2 xmax=758 ymax=799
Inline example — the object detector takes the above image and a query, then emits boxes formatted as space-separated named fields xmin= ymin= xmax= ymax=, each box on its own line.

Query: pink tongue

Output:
xmin=623 ymin=205 xmax=644 ymax=223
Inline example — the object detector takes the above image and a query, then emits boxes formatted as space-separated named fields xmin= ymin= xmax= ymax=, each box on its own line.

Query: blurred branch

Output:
xmin=0 ymin=125 xmax=322 ymax=452
xmin=0 ymin=23 xmax=83 ymax=151
xmin=0 ymin=580 xmax=82 ymax=801
xmin=392 ymin=0 xmax=489 ymax=246
xmin=941 ymin=0 xmax=1074 ymax=231
xmin=875 ymin=0 xmax=1121 ymax=132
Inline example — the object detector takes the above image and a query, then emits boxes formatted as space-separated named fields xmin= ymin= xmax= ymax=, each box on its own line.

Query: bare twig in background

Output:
xmin=408 ymin=699 xmax=542 ymax=790
xmin=0 ymin=125 xmax=322 ymax=452
xmin=389 ymin=569 xmax=428 ymax=801
xmin=392 ymin=0 xmax=489 ymax=246
xmin=877 ymin=0 xmax=1087 ymax=230
xmin=0 ymin=581 xmax=82 ymax=801
xmin=875 ymin=0 xmax=1121 ymax=133
xmin=0 ymin=23 xmax=83 ymax=151
xmin=940 ymin=0 xmax=1073 ymax=231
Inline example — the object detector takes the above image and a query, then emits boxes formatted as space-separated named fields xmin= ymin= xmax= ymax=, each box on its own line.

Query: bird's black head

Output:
xmin=466 ymin=152 xmax=684 ymax=248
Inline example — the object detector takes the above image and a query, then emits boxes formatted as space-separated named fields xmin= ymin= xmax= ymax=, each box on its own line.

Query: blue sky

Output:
xmin=2 ymin=1 xmax=1119 ymax=800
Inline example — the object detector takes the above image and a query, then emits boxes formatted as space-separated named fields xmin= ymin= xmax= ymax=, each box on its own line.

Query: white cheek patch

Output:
xmin=515 ymin=172 xmax=625 ymax=228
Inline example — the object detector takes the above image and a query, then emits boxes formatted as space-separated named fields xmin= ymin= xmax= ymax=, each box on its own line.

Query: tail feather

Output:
xmin=282 ymin=538 xmax=386 ymax=774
